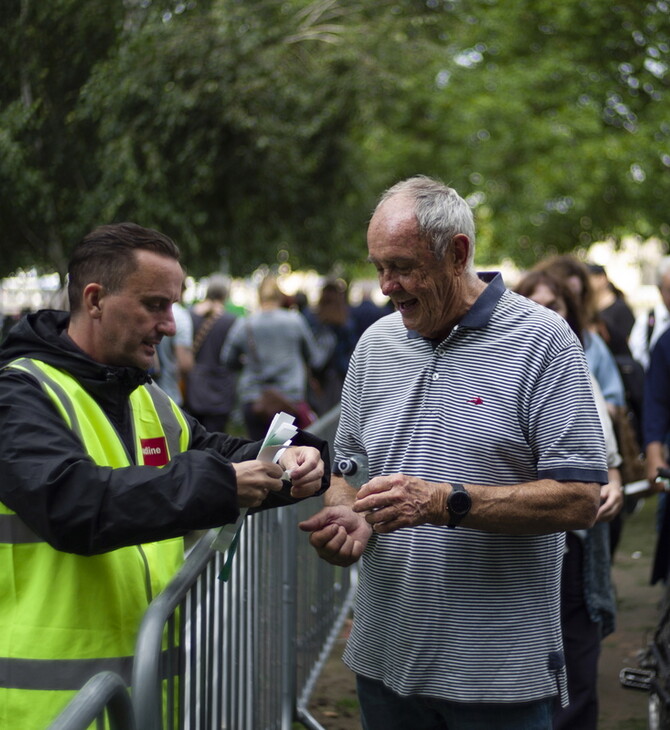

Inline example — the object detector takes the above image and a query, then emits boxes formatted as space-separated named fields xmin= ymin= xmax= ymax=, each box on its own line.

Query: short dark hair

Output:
xmin=67 ymin=222 xmax=181 ymax=313
xmin=205 ymin=275 xmax=229 ymax=302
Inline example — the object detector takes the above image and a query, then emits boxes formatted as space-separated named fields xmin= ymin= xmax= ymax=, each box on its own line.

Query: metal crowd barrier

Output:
xmin=47 ymin=671 xmax=136 ymax=730
xmin=130 ymin=404 xmax=356 ymax=730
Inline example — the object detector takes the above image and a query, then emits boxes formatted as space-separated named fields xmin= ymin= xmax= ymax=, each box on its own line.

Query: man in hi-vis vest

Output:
xmin=0 ymin=222 xmax=329 ymax=729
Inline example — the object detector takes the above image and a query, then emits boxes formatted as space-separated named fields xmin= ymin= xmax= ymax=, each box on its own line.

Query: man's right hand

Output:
xmin=232 ymin=460 xmax=284 ymax=508
xmin=646 ymin=442 xmax=667 ymax=490
xmin=299 ymin=506 xmax=372 ymax=567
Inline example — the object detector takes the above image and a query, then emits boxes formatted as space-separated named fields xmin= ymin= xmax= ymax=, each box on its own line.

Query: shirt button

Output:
xmin=432 ymin=372 xmax=440 ymax=381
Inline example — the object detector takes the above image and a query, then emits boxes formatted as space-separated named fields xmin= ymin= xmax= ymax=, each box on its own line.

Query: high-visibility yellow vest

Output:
xmin=0 ymin=358 xmax=191 ymax=730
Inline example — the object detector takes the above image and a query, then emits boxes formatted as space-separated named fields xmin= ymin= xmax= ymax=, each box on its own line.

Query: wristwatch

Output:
xmin=447 ymin=483 xmax=471 ymax=528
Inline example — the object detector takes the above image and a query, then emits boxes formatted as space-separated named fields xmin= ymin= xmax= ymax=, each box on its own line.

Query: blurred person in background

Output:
xmin=184 ymin=274 xmax=237 ymax=432
xmin=587 ymin=263 xmax=635 ymax=358
xmin=349 ymin=281 xmax=389 ymax=342
xmin=586 ymin=263 xmax=644 ymax=442
xmin=629 ymin=256 xmax=670 ymax=371
xmin=534 ymin=255 xmax=625 ymax=413
xmin=304 ymin=279 xmax=357 ymax=415
xmin=643 ymin=324 xmax=670 ymax=584
xmin=516 ymin=268 xmax=623 ymax=730
xmin=154 ymin=279 xmax=194 ymax=406
xmin=222 ymin=275 xmax=324 ymax=439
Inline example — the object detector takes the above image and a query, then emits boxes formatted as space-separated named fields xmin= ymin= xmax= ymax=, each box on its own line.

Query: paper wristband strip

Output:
xmin=218 ymin=521 xmax=244 ymax=582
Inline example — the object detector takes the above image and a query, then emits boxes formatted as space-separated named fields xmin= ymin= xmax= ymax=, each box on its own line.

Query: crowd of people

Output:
xmin=153 ymin=270 xmax=391 ymax=441
xmin=1 ymin=176 xmax=670 ymax=730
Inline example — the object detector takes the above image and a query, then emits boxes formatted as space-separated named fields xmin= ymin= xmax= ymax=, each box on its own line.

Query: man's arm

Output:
xmin=352 ymin=476 xmax=601 ymax=535
xmin=0 ymin=373 xmax=286 ymax=555
xmin=299 ymin=474 xmax=601 ymax=566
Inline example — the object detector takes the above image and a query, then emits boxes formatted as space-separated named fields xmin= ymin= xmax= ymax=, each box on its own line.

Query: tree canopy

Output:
xmin=0 ymin=0 xmax=668 ymax=279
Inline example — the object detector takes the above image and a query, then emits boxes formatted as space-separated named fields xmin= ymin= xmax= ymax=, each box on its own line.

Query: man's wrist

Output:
xmin=445 ymin=482 xmax=472 ymax=528
xmin=324 ymin=474 xmax=358 ymax=508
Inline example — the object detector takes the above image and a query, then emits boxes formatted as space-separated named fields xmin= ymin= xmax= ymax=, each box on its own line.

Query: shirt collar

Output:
xmin=407 ymin=271 xmax=505 ymax=342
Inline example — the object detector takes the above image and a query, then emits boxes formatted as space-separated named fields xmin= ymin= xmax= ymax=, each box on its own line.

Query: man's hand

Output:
xmin=279 ymin=445 xmax=325 ymax=498
xmin=299 ymin=506 xmax=372 ymax=566
xmin=232 ymin=460 xmax=284 ymax=508
xmin=646 ymin=442 xmax=667 ymax=491
xmin=352 ymin=474 xmax=445 ymax=533
xmin=596 ymin=479 xmax=624 ymax=523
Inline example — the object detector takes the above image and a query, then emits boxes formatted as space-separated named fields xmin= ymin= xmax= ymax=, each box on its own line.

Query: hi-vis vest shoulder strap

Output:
xmin=0 ymin=357 xmax=190 ymax=729
xmin=7 ymin=357 xmax=190 ymax=464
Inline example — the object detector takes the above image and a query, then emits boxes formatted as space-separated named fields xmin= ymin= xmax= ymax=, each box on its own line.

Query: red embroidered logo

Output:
xmin=140 ymin=436 xmax=169 ymax=466
xmin=467 ymin=396 xmax=484 ymax=405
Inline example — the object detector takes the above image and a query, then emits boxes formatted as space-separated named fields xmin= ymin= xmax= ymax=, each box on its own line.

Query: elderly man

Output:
xmin=300 ymin=176 xmax=607 ymax=730
xmin=0 ymin=222 xmax=327 ymax=729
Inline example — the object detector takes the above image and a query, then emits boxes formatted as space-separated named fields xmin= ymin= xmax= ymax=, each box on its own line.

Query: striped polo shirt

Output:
xmin=336 ymin=272 xmax=608 ymax=706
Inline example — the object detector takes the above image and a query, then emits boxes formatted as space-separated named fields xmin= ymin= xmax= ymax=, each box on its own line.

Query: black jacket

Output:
xmin=0 ymin=310 xmax=329 ymax=555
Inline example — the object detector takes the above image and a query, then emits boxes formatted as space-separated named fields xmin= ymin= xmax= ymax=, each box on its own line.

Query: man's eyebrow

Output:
xmin=142 ymin=294 xmax=174 ymax=305
xmin=367 ymin=255 xmax=415 ymax=266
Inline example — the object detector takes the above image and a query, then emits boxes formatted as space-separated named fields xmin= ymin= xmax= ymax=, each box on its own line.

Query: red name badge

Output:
xmin=140 ymin=436 xmax=169 ymax=466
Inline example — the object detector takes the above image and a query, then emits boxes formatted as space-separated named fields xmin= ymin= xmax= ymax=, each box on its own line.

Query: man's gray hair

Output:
xmin=377 ymin=175 xmax=476 ymax=269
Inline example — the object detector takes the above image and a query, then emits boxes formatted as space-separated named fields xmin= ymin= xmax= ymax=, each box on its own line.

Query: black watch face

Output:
xmin=449 ymin=490 xmax=471 ymax=516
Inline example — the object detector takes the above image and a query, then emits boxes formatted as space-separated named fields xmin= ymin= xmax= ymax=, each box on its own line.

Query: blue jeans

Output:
xmin=357 ymin=675 xmax=554 ymax=730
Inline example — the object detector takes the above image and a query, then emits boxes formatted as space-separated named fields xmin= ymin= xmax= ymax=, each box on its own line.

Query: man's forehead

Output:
xmin=367 ymin=227 xmax=433 ymax=264
xmin=122 ymin=252 xmax=183 ymax=293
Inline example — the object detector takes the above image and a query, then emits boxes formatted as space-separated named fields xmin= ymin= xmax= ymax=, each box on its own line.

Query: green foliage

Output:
xmin=76 ymin=0 xmax=378 ymax=277
xmin=0 ymin=0 xmax=125 ymax=277
xmin=398 ymin=0 xmax=670 ymax=266
xmin=0 ymin=0 xmax=667 ymax=278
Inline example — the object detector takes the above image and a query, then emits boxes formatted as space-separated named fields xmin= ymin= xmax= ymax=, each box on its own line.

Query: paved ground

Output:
xmin=306 ymin=496 xmax=665 ymax=730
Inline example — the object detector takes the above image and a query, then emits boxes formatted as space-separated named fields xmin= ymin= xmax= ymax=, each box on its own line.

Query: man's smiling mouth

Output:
xmin=395 ymin=299 xmax=418 ymax=313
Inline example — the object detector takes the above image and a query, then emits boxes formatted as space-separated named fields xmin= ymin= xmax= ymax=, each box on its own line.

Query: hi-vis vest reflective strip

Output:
xmin=0 ymin=358 xmax=190 ymax=728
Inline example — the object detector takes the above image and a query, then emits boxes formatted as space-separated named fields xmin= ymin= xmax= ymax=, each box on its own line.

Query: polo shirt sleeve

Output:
xmin=528 ymin=343 xmax=609 ymax=484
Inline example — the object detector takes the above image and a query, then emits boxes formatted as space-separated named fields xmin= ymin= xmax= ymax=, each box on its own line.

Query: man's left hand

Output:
xmin=279 ymin=446 xmax=325 ymax=498
xmin=596 ymin=481 xmax=624 ymax=523
xmin=352 ymin=474 xmax=445 ymax=533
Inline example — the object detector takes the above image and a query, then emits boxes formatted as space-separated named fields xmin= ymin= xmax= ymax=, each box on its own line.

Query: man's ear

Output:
xmin=451 ymin=234 xmax=471 ymax=275
xmin=82 ymin=283 xmax=104 ymax=319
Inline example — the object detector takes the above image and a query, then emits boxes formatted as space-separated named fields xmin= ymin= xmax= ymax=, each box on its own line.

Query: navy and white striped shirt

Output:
xmin=336 ymin=273 xmax=608 ymax=705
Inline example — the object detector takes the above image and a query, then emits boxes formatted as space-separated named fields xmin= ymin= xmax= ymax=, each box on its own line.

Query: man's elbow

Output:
xmin=569 ymin=484 xmax=601 ymax=529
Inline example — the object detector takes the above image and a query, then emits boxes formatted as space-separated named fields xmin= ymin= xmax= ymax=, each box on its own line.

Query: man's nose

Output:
xmin=379 ymin=272 xmax=400 ymax=297
xmin=158 ymin=311 xmax=177 ymax=337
